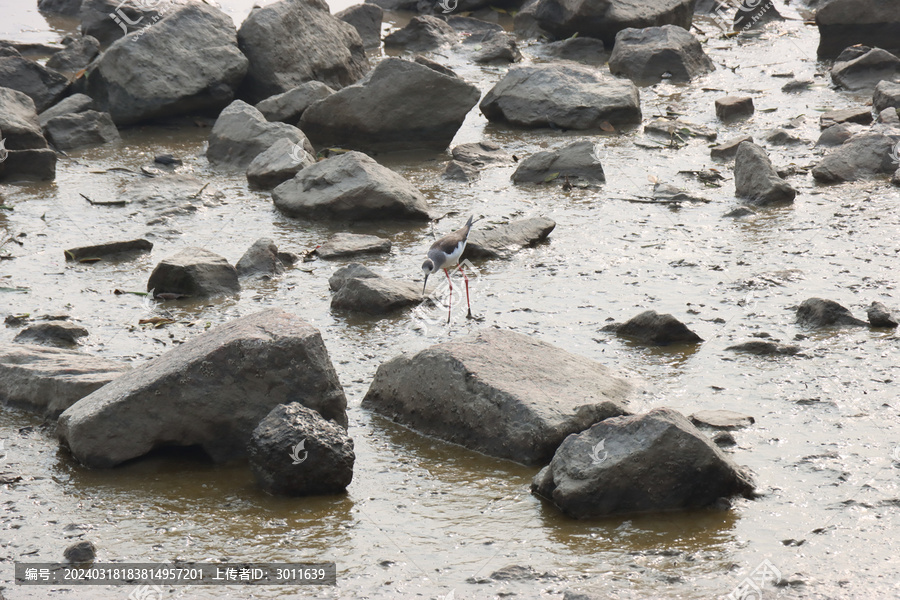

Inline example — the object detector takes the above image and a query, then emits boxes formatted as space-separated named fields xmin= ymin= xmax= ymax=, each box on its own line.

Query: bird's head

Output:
xmin=422 ymin=258 xmax=437 ymax=293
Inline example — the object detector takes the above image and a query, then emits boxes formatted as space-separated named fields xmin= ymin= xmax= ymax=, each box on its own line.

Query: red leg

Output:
xmin=443 ymin=268 xmax=452 ymax=323
xmin=458 ymin=263 xmax=473 ymax=319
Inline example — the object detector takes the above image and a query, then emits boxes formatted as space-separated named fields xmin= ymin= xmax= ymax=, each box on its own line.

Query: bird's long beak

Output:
xmin=422 ymin=274 xmax=429 ymax=295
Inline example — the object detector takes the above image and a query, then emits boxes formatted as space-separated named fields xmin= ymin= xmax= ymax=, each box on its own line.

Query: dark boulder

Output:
xmin=604 ymin=310 xmax=703 ymax=345
xmin=146 ymin=247 xmax=240 ymax=298
xmin=796 ymin=298 xmax=868 ymax=328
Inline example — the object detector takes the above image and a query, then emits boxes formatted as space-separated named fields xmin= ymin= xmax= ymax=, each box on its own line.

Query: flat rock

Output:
xmin=362 ymin=328 xmax=633 ymax=465
xmin=57 ymin=309 xmax=347 ymax=468
xmin=336 ymin=3 xmax=383 ymax=49
xmin=604 ymin=310 xmax=703 ymax=345
xmin=254 ymin=82 xmax=335 ymax=125
xmin=272 ymin=151 xmax=431 ymax=221
xmin=765 ymin=128 xmax=804 ymax=146
xmin=715 ymin=96 xmax=754 ymax=120
xmin=235 ymin=238 xmax=287 ymax=279
xmin=734 ymin=142 xmax=797 ymax=205
xmin=462 ymin=217 xmax=556 ymax=259
xmin=0 ymin=148 xmax=56 ymax=182
xmin=811 ymin=133 xmax=899 ymax=182
xmin=867 ymin=301 xmax=898 ymax=328
xmin=0 ymin=344 xmax=128 ymax=419
xmin=328 ymin=263 xmax=380 ymax=291
xmin=819 ymin=107 xmax=873 ymax=129
xmin=831 ymin=46 xmax=900 ymax=92
xmin=816 ymin=0 xmax=900 ymax=59
xmin=531 ymin=408 xmax=755 ymax=517
xmin=65 ymin=239 xmax=152 ymax=262
xmin=0 ymin=55 xmax=68 ymax=112
xmin=0 ymin=86 xmax=48 ymax=150
xmin=645 ymin=118 xmax=717 ymax=141
xmin=146 ymin=247 xmax=240 ymax=298
xmin=43 ymin=110 xmax=119 ymax=151
xmin=609 ymin=25 xmax=714 ymax=85
xmin=689 ymin=410 xmax=755 ymax=430
xmin=384 ymin=15 xmax=457 ymax=52
xmin=725 ymin=340 xmax=802 ymax=355
xmin=451 ymin=141 xmax=509 ymax=165
xmin=38 ymin=93 xmax=95 ymax=129
xmin=711 ymin=135 xmax=753 ymax=160
xmin=81 ymin=3 xmax=249 ymax=126
xmin=207 ymin=101 xmax=313 ymax=169
xmin=246 ymin=137 xmax=316 ymax=189
xmin=815 ymin=123 xmax=857 ymax=147
xmin=317 ymin=233 xmax=391 ymax=259
xmin=796 ymin=298 xmax=868 ymax=328
xmin=300 ymin=57 xmax=480 ymax=151
xmin=480 ymin=63 xmax=642 ymax=130
xmin=512 ymin=140 xmax=605 ymax=184
xmin=442 ymin=160 xmax=480 ymax=182
xmin=13 ymin=322 xmax=89 ymax=347
xmin=331 ymin=276 xmax=422 ymax=314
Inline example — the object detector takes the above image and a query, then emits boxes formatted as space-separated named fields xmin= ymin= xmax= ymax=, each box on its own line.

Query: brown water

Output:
xmin=2 ymin=1 xmax=900 ymax=598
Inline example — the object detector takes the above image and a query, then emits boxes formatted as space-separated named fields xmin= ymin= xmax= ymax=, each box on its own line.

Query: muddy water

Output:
xmin=2 ymin=1 xmax=900 ymax=598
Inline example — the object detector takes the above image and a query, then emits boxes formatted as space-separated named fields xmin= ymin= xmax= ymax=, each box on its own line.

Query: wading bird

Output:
xmin=422 ymin=215 xmax=477 ymax=323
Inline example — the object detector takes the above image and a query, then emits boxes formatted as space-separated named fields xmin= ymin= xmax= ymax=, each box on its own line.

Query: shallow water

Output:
xmin=1 ymin=1 xmax=900 ymax=599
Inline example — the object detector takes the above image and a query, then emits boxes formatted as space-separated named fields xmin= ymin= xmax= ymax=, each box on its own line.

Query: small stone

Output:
xmin=819 ymin=107 xmax=873 ymax=129
xmin=715 ymin=96 xmax=755 ymax=120
xmin=713 ymin=431 xmax=736 ymax=447
xmin=690 ymin=409 xmax=755 ymax=430
xmin=63 ymin=540 xmax=96 ymax=564
xmin=867 ymin=301 xmax=898 ymax=328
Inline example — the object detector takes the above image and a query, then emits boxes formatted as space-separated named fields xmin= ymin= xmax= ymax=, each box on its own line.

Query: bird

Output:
xmin=422 ymin=215 xmax=477 ymax=323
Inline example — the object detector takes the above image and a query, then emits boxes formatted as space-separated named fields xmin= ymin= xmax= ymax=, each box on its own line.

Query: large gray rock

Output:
xmin=43 ymin=110 xmax=119 ymax=150
xmin=796 ymin=298 xmax=867 ymax=328
xmin=0 ymin=344 xmax=128 ymax=419
xmin=249 ymin=403 xmax=355 ymax=496
xmin=830 ymin=46 xmax=900 ymax=92
xmin=463 ymin=217 xmax=556 ymax=259
xmin=235 ymin=238 xmax=287 ymax=279
xmin=604 ymin=310 xmax=703 ymax=345
xmin=816 ymin=0 xmax=900 ymax=59
xmin=331 ymin=276 xmax=422 ymax=314
xmin=531 ymin=408 xmax=755 ymax=518
xmin=480 ymin=63 xmax=642 ymax=130
xmin=57 ymin=309 xmax=348 ymax=468
xmin=79 ymin=0 xmax=162 ymax=46
xmin=336 ymin=3 xmax=383 ymax=49
xmin=383 ymin=15 xmax=457 ymax=52
xmin=0 ymin=86 xmax=48 ymax=150
xmin=811 ymin=133 xmax=900 ymax=182
xmin=0 ymin=148 xmax=57 ymax=182
xmin=81 ymin=3 xmax=248 ymax=126
xmin=532 ymin=0 xmax=696 ymax=46
xmin=38 ymin=93 xmax=95 ymax=128
xmin=328 ymin=263 xmax=380 ymax=291
xmin=362 ymin=329 xmax=633 ymax=465
xmin=874 ymin=80 xmax=900 ymax=114
xmin=237 ymin=0 xmax=369 ymax=103
xmin=317 ymin=233 xmax=391 ymax=259
xmin=45 ymin=35 xmax=100 ymax=73
xmin=0 ymin=55 xmax=68 ymax=112
xmin=272 ymin=151 xmax=431 ymax=221
xmin=246 ymin=137 xmax=316 ymax=189
xmin=300 ymin=58 xmax=480 ymax=151
xmin=512 ymin=140 xmax=605 ymax=184
xmin=609 ymin=25 xmax=714 ymax=85
xmin=255 ymin=81 xmax=335 ymax=124
xmin=734 ymin=142 xmax=797 ymax=205
xmin=13 ymin=322 xmax=89 ymax=347
xmin=207 ymin=101 xmax=314 ymax=169
xmin=146 ymin=247 xmax=240 ymax=298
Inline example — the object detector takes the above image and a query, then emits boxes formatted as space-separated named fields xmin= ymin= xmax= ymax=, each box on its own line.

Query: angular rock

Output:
xmin=796 ymin=298 xmax=867 ymax=328
xmin=272 ymin=151 xmax=431 ymax=221
xmin=443 ymin=160 xmax=480 ymax=182
xmin=328 ymin=263 xmax=380 ymax=291
xmin=246 ymin=137 xmax=316 ymax=189
xmin=816 ymin=123 xmax=857 ymax=147
xmin=43 ymin=110 xmax=119 ymax=151
xmin=0 ymin=148 xmax=57 ymax=182
xmin=452 ymin=141 xmax=509 ymax=165
xmin=249 ymin=403 xmax=354 ymax=496
xmin=867 ymin=301 xmax=898 ymax=328
xmin=0 ymin=86 xmax=48 ymax=150
xmin=300 ymin=58 xmax=480 ymax=151
xmin=331 ymin=276 xmax=422 ymax=314
xmin=715 ymin=96 xmax=754 ymax=120
xmin=0 ymin=344 xmax=128 ymax=419
xmin=531 ymin=0 xmax=695 ymax=46
xmin=79 ymin=0 xmax=160 ymax=45
xmin=463 ymin=217 xmax=556 ymax=259
xmin=874 ymin=80 xmax=900 ymax=114
xmin=207 ymin=101 xmax=313 ymax=169
xmin=317 ymin=233 xmax=391 ymax=260
xmin=57 ymin=309 xmax=348 ymax=468
xmin=13 ymin=322 xmax=89 ymax=347
xmin=472 ymin=32 xmax=522 ymax=64
xmin=82 ymin=3 xmax=249 ymax=126
xmin=605 ymin=310 xmax=703 ymax=345
xmin=362 ymin=329 xmax=633 ymax=465
xmin=235 ymin=238 xmax=286 ymax=279
xmin=384 ymin=15 xmax=457 ymax=52
xmin=46 ymin=35 xmax=100 ymax=73
xmin=725 ymin=340 xmax=802 ymax=356
xmin=831 ymin=46 xmax=900 ymax=93
xmin=0 ymin=56 xmax=68 ymax=113
xmin=63 ymin=540 xmax=96 ymax=564
xmin=531 ymin=408 xmax=755 ymax=518
xmin=819 ymin=107 xmax=873 ymax=129
xmin=336 ymin=3 xmax=383 ymax=49
xmin=480 ymin=63 xmax=642 ymax=130
xmin=255 ymin=82 xmax=335 ymax=124
xmin=512 ymin=140 xmax=604 ymax=185
xmin=413 ymin=54 xmax=457 ymax=78
xmin=710 ymin=135 xmax=753 ymax=160
xmin=609 ymin=25 xmax=715 ymax=85
xmin=811 ymin=133 xmax=899 ymax=182
xmin=541 ymin=37 xmax=606 ymax=65
xmin=146 ymin=247 xmax=240 ymax=298
xmin=765 ymin=128 xmax=803 ymax=146
xmin=690 ymin=410 xmax=755 ymax=430
xmin=816 ymin=0 xmax=900 ymax=59
xmin=237 ymin=0 xmax=369 ymax=103
xmin=877 ymin=107 xmax=900 ymax=127
xmin=734 ymin=142 xmax=797 ymax=205
xmin=38 ymin=93 xmax=95 ymax=128
xmin=65 ymin=239 xmax=152 ymax=262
